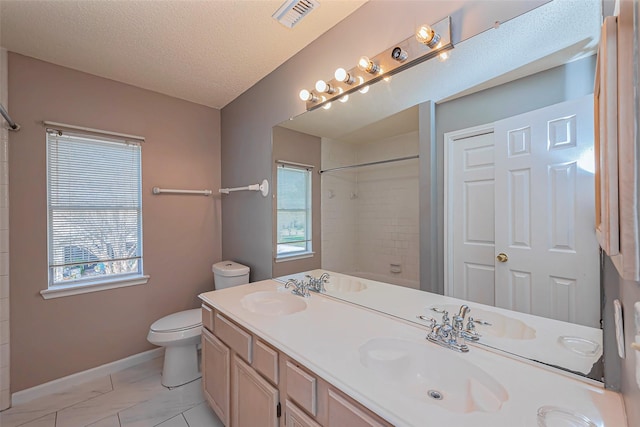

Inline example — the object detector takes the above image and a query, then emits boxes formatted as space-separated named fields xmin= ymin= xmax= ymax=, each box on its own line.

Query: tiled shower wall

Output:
xmin=321 ymin=138 xmax=358 ymax=273
xmin=321 ymin=131 xmax=420 ymax=287
xmin=0 ymin=48 xmax=10 ymax=410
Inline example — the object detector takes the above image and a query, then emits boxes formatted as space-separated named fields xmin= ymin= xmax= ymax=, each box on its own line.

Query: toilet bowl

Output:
xmin=147 ymin=261 xmax=250 ymax=388
xmin=147 ymin=308 xmax=202 ymax=388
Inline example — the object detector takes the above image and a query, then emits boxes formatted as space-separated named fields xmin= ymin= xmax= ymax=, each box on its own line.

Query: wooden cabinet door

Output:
xmin=285 ymin=400 xmax=321 ymax=427
xmin=202 ymin=328 xmax=230 ymax=426
xmin=327 ymin=389 xmax=388 ymax=427
xmin=232 ymin=355 xmax=279 ymax=427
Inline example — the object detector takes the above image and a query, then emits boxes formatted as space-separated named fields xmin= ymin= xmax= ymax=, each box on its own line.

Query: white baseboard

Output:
xmin=11 ymin=347 xmax=164 ymax=406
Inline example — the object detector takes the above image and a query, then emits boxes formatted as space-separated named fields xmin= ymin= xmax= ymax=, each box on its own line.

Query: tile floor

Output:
xmin=0 ymin=356 xmax=224 ymax=427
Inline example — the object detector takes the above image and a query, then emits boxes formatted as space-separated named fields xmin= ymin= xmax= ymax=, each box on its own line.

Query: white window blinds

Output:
xmin=276 ymin=164 xmax=312 ymax=257
xmin=47 ymin=129 xmax=143 ymax=286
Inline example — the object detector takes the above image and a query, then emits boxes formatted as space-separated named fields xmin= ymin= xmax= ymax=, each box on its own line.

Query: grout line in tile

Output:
xmin=109 ymin=374 xmax=114 ymax=392
xmin=13 ymin=412 xmax=57 ymax=427
xmin=153 ymin=413 xmax=186 ymax=427
xmin=89 ymin=414 xmax=119 ymax=427
xmin=54 ymin=387 xmax=116 ymax=414
xmin=180 ymin=413 xmax=189 ymax=427
xmin=54 ymin=411 xmax=57 ymax=427
xmin=117 ymin=411 xmax=122 ymax=427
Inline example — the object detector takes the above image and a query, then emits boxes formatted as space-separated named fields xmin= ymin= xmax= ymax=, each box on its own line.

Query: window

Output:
xmin=276 ymin=164 xmax=312 ymax=258
xmin=44 ymin=128 xmax=145 ymax=297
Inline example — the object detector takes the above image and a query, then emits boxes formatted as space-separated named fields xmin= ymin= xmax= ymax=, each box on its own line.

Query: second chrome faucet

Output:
xmin=285 ymin=272 xmax=330 ymax=298
xmin=422 ymin=304 xmax=490 ymax=353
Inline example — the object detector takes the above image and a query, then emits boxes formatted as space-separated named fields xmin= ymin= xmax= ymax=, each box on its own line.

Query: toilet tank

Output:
xmin=212 ymin=261 xmax=250 ymax=290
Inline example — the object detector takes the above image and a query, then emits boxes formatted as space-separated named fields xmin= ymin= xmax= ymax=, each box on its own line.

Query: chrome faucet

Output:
xmin=423 ymin=304 xmax=496 ymax=352
xmin=426 ymin=309 xmax=469 ymax=353
xmin=284 ymin=278 xmax=310 ymax=298
xmin=306 ymin=272 xmax=330 ymax=293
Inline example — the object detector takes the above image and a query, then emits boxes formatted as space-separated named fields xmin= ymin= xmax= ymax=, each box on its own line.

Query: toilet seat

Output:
xmin=150 ymin=308 xmax=202 ymax=333
xmin=147 ymin=308 xmax=203 ymax=347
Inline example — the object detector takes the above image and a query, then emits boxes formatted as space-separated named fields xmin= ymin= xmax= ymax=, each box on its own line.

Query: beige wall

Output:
xmin=271 ymin=126 xmax=321 ymax=278
xmin=8 ymin=53 xmax=222 ymax=392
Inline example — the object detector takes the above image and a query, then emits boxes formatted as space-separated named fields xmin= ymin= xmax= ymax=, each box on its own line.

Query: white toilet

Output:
xmin=147 ymin=260 xmax=250 ymax=387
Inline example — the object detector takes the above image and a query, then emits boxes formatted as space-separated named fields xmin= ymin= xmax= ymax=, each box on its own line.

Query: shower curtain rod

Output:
xmin=319 ymin=155 xmax=419 ymax=174
xmin=0 ymin=103 xmax=19 ymax=131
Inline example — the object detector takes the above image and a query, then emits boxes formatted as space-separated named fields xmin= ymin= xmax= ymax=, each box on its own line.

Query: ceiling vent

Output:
xmin=272 ymin=0 xmax=320 ymax=29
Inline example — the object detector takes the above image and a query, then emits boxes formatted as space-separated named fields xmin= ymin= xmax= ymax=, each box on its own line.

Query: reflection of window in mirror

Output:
xmin=276 ymin=164 xmax=312 ymax=259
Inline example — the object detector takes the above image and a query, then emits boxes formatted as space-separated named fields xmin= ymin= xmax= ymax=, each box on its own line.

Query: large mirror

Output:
xmin=273 ymin=0 xmax=604 ymax=380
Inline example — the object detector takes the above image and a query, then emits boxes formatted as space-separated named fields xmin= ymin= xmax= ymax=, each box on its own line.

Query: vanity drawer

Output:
xmin=201 ymin=304 xmax=214 ymax=332
xmin=327 ymin=389 xmax=389 ymax=427
xmin=253 ymin=339 xmax=279 ymax=385
xmin=285 ymin=400 xmax=321 ymax=427
xmin=214 ymin=313 xmax=253 ymax=363
xmin=286 ymin=360 xmax=317 ymax=416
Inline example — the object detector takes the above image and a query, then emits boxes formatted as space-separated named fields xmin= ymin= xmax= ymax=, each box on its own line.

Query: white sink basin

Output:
xmin=359 ymin=337 xmax=509 ymax=413
xmin=432 ymin=305 xmax=536 ymax=340
xmin=240 ymin=291 xmax=307 ymax=316
xmin=325 ymin=276 xmax=367 ymax=293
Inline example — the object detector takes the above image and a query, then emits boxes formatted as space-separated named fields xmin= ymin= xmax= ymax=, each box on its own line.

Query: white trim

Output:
xmin=43 ymin=121 xmax=145 ymax=142
xmin=275 ymin=160 xmax=315 ymax=169
xmin=11 ymin=347 xmax=164 ymax=406
xmin=40 ymin=275 xmax=150 ymax=299
xmin=274 ymin=252 xmax=315 ymax=263
xmin=443 ymin=124 xmax=495 ymax=298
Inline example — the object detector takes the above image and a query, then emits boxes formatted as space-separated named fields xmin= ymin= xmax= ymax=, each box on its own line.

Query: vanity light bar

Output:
xmin=302 ymin=16 xmax=453 ymax=111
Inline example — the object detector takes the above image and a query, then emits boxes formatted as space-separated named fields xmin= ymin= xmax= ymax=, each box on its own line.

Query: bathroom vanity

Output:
xmin=199 ymin=277 xmax=626 ymax=427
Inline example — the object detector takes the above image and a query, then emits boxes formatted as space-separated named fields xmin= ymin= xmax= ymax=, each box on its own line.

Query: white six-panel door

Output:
xmin=446 ymin=95 xmax=599 ymax=327
xmin=449 ymin=131 xmax=497 ymax=307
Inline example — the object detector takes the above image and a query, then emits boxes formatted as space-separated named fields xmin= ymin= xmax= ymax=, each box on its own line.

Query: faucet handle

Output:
xmin=473 ymin=318 xmax=492 ymax=326
xmin=453 ymin=315 xmax=465 ymax=330
xmin=441 ymin=310 xmax=450 ymax=325
xmin=285 ymin=278 xmax=300 ymax=289
xmin=417 ymin=314 xmax=438 ymax=329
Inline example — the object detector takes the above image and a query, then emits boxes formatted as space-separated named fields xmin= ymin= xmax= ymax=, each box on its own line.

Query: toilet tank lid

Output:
xmin=150 ymin=308 xmax=201 ymax=332
xmin=212 ymin=261 xmax=250 ymax=277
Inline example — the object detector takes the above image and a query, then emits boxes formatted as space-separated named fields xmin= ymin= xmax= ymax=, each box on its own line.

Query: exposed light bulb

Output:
xmin=334 ymin=68 xmax=355 ymax=84
xmin=416 ymin=24 xmax=441 ymax=48
xmin=299 ymin=89 xmax=317 ymax=102
xmin=315 ymin=80 xmax=334 ymax=94
xmin=391 ymin=47 xmax=408 ymax=62
xmin=357 ymin=56 xmax=379 ymax=74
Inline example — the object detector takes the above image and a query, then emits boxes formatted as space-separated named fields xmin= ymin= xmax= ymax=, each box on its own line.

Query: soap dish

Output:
xmin=557 ymin=336 xmax=601 ymax=357
xmin=537 ymin=406 xmax=596 ymax=427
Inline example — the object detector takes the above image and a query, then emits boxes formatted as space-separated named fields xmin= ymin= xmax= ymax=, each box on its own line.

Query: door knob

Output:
xmin=496 ymin=253 xmax=509 ymax=263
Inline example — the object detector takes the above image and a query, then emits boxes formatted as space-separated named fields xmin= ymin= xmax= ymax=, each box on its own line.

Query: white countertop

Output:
xmin=200 ymin=280 xmax=626 ymax=427
xmin=276 ymin=269 xmax=603 ymax=376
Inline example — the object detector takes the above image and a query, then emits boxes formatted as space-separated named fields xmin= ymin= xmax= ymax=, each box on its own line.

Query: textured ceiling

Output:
xmin=0 ymin=0 xmax=367 ymax=109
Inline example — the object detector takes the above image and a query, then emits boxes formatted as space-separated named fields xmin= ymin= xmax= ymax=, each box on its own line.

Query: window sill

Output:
xmin=40 ymin=275 xmax=150 ymax=299
xmin=274 ymin=252 xmax=315 ymax=263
